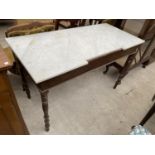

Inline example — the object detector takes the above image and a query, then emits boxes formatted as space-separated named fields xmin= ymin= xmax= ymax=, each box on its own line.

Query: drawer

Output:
xmin=0 ymin=92 xmax=17 ymax=134
xmin=0 ymin=111 xmax=14 ymax=134
xmin=0 ymin=73 xmax=8 ymax=92
xmin=0 ymin=91 xmax=28 ymax=134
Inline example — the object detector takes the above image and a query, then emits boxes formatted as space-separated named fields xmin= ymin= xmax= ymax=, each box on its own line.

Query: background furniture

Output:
xmin=139 ymin=20 xmax=155 ymax=67
xmin=130 ymin=93 xmax=155 ymax=135
xmin=6 ymin=23 xmax=144 ymax=131
xmin=0 ymin=19 xmax=16 ymax=25
xmin=89 ymin=19 xmax=103 ymax=25
xmin=0 ymin=47 xmax=28 ymax=135
xmin=88 ymin=19 xmax=126 ymax=29
xmin=122 ymin=20 xmax=155 ymax=67
xmin=104 ymin=19 xmax=155 ymax=82
xmin=55 ymin=19 xmax=86 ymax=30
xmin=140 ymin=94 xmax=155 ymax=126
xmin=5 ymin=21 xmax=55 ymax=37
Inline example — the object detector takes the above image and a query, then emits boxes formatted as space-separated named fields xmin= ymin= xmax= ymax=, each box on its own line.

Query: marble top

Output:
xmin=6 ymin=23 xmax=144 ymax=84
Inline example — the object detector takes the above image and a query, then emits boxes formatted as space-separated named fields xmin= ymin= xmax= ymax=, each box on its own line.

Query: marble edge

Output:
xmin=122 ymin=39 xmax=145 ymax=51
xmin=87 ymin=48 xmax=123 ymax=61
xmin=35 ymin=61 xmax=89 ymax=84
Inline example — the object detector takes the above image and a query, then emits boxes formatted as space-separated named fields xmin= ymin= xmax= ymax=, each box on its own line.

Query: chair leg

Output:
xmin=142 ymin=59 xmax=150 ymax=68
xmin=113 ymin=52 xmax=137 ymax=89
xmin=103 ymin=65 xmax=110 ymax=74
xmin=140 ymin=102 xmax=155 ymax=126
xmin=113 ymin=74 xmax=125 ymax=89
xmin=103 ymin=62 xmax=123 ymax=75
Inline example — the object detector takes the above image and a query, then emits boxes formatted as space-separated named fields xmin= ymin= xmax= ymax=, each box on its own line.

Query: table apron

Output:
xmin=37 ymin=45 xmax=139 ymax=90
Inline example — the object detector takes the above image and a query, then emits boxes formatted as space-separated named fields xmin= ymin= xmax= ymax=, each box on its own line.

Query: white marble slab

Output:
xmin=6 ymin=23 xmax=144 ymax=84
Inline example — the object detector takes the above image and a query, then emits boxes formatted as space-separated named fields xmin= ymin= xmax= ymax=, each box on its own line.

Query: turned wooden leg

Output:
xmin=40 ymin=90 xmax=50 ymax=131
xmin=19 ymin=64 xmax=31 ymax=99
xmin=140 ymin=102 xmax=155 ymax=126
xmin=113 ymin=52 xmax=137 ymax=89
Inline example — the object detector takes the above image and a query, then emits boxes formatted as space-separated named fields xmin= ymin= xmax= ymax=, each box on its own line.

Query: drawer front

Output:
xmin=0 ymin=92 xmax=28 ymax=134
xmin=0 ymin=73 xmax=8 ymax=92
xmin=0 ymin=106 xmax=14 ymax=135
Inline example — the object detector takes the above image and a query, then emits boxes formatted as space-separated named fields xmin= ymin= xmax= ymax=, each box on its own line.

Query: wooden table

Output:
xmin=6 ymin=23 xmax=144 ymax=131
xmin=0 ymin=47 xmax=28 ymax=134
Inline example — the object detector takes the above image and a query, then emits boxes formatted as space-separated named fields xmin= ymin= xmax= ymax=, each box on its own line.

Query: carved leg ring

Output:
xmin=40 ymin=90 xmax=50 ymax=131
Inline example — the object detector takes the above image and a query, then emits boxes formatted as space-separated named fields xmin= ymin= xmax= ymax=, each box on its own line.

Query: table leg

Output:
xmin=113 ymin=52 xmax=137 ymax=89
xmin=19 ymin=65 xmax=31 ymax=99
xmin=40 ymin=90 xmax=50 ymax=131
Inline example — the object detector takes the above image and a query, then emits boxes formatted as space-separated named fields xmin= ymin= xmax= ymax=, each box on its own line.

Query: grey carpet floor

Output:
xmin=9 ymin=62 xmax=155 ymax=134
